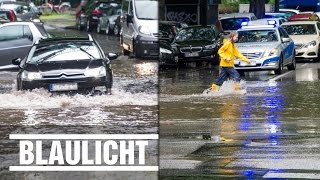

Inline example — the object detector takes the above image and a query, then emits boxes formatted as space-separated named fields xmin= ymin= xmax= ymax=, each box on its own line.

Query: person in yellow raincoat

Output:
xmin=211 ymin=32 xmax=251 ymax=91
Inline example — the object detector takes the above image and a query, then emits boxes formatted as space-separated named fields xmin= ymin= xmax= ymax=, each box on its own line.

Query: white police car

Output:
xmin=235 ymin=23 xmax=296 ymax=74
xmin=247 ymin=18 xmax=287 ymax=27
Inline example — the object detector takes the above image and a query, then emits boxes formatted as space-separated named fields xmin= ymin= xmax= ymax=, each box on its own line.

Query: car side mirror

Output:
xmin=126 ymin=14 xmax=133 ymax=23
xmin=12 ymin=58 xmax=21 ymax=65
xmin=282 ymin=38 xmax=290 ymax=43
xmin=108 ymin=53 xmax=118 ymax=60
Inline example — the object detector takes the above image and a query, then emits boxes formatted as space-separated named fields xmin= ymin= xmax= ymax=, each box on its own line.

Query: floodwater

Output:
xmin=160 ymin=62 xmax=320 ymax=178
xmin=0 ymin=28 xmax=158 ymax=179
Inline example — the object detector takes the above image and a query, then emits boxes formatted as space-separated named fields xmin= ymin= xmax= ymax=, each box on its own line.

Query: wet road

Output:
xmin=159 ymin=62 xmax=320 ymax=179
xmin=0 ymin=27 xmax=158 ymax=179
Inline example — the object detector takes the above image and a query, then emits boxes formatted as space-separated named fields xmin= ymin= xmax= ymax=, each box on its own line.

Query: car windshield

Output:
xmin=0 ymin=12 xmax=9 ymax=20
xmin=134 ymin=0 xmax=158 ymax=20
xmin=220 ymin=17 xmax=250 ymax=30
xmin=282 ymin=24 xmax=317 ymax=35
xmin=175 ymin=27 xmax=215 ymax=41
xmin=238 ymin=30 xmax=279 ymax=43
xmin=27 ymin=41 xmax=102 ymax=64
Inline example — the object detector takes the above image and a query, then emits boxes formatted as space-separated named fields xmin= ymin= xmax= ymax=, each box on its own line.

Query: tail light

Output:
xmin=92 ymin=8 xmax=102 ymax=15
xmin=9 ymin=10 xmax=16 ymax=21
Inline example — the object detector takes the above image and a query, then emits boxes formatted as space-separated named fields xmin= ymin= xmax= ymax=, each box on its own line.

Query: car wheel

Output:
xmin=96 ymin=22 xmax=102 ymax=34
xmin=275 ymin=55 xmax=284 ymax=75
xmin=77 ymin=18 xmax=83 ymax=31
xmin=105 ymin=22 xmax=111 ymax=35
xmin=86 ymin=20 xmax=91 ymax=32
xmin=287 ymin=53 xmax=296 ymax=70
xmin=113 ymin=24 xmax=119 ymax=36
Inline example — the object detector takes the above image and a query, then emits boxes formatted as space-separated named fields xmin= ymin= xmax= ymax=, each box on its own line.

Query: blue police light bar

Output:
xmin=267 ymin=20 xmax=277 ymax=25
xmin=241 ymin=21 xmax=249 ymax=26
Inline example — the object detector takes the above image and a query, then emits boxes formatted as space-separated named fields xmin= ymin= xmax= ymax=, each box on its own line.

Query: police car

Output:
xmin=235 ymin=22 xmax=296 ymax=74
xmin=247 ymin=18 xmax=287 ymax=27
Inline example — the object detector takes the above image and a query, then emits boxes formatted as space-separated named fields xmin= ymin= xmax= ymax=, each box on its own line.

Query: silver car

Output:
xmin=235 ymin=25 xmax=296 ymax=75
xmin=96 ymin=3 xmax=122 ymax=35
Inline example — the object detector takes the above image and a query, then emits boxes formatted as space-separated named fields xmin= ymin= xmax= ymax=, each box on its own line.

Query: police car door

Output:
xmin=278 ymin=27 xmax=293 ymax=65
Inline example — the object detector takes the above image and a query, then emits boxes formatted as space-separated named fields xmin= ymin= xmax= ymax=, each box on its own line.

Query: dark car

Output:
xmin=0 ymin=22 xmax=49 ymax=69
xmin=96 ymin=2 xmax=122 ymax=35
xmin=77 ymin=0 xmax=120 ymax=32
xmin=12 ymin=35 xmax=117 ymax=94
xmin=171 ymin=25 xmax=222 ymax=62
xmin=0 ymin=8 xmax=17 ymax=24
xmin=0 ymin=1 xmax=40 ymax=22
xmin=160 ymin=40 xmax=178 ymax=66
xmin=159 ymin=21 xmax=188 ymax=43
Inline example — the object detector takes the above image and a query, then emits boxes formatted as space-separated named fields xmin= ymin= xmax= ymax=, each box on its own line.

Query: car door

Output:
xmin=279 ymin=27 xmax=294 ymax=65
xmin=121 ymin=0 xmax=133 ymax=49
xmin=0 ymin=25 xmax=33 ymax=66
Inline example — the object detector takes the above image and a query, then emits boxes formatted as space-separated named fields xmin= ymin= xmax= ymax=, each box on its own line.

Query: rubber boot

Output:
xmin=234 ymin=83 xmax=241 ymax=91
xmin=211 ymin=83 xmax=219 ymax=92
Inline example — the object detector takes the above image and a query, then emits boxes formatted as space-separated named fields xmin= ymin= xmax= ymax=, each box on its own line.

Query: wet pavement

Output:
xmin=159 ymin=62 xmax=320 ymax=179
xmin=0 ymin=26 xmax=158 ymax=179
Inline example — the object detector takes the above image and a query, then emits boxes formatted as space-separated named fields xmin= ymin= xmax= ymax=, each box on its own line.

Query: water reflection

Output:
xmin=296 ymin=68 xmax=319 ymax=81
xmin=134 ymin=62 xmax=158 ymax=76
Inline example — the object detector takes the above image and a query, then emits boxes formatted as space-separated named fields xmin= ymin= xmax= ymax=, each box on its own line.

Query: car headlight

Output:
xmin=21 ymin=71 xmax=42 ymax=81
xmin=204 ymin=44 xmax=216 ymax=50
xmin=138 ymin=26 xmax=151 ymax=35
xmin=263 ymin=48 xmax=279 ymax=58
xmin=84 ymin=67 xmax=106 ymax=77
xmin=304 ymin=40 xmax=317 ymax=48
xmin=160 ymin=47 xmax=172 ymax=54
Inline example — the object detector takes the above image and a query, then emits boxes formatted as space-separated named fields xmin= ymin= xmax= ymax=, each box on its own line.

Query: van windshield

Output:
xmin=134 ymin=0 xmax=158 ymax=20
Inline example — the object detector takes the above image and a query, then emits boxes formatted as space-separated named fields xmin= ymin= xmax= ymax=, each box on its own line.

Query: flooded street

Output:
xmin=160 ymin=62 xmax=320 ymax=178
xmin=0 ymin=27 xmax=158 ymax=179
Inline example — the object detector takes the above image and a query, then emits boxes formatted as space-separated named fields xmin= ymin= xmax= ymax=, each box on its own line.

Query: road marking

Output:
xmin=267 ymin=63 xmax=308 ymax=82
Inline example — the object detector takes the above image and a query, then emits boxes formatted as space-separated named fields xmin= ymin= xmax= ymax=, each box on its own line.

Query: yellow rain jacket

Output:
xmin=218 ymin=40 xmax=250 ymax=67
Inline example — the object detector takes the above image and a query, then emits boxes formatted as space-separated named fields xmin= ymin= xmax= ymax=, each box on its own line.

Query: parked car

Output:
xmin=0 ymin=8 xmax=16 ymax=24
xmin=171 ymin=25 xmax=222 ymax=63
xmin=96 ymin=2 xmax=122 ymax=35
xmin=159 ymin=40 xmax=178 ymax=66
xmin=279 ymin=8 xmax=300 ymax=16
xmin=265 ymin=12 xmax=290 ymax=19
xmin=12 ymin=35 xmax=116 ymax=93
xmin=288 ymin=13 xmax=319 ymax=21
xmin=219 ymin=13 xmax=257 ymax=35
xmin=77 ymin=0 xmax=120 ymax=32
xmin=120 ymin=0 xmax=158 ymax=58
xmin=0 ymin=1 xmax=40 ymax=21
xmin=159 ymin=21 xmax=188 ymax=43
xmin=235 ymin=24 xmax=296 ymax=74
xmin=281 ymin=21 xmax=320 ymax=61
xmin=0 ymin=22 xmax=49 ymax=68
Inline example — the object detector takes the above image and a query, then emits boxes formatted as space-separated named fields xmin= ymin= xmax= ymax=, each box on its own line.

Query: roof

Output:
xmin=239 ymin=25 xmax=278 ymax=30
xmin=281 ymin=20 xmax=318 ymax=25
xmin=36 ymin=35 xmax=93 ymax=45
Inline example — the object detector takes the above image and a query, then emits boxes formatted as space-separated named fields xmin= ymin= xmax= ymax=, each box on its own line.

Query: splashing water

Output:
xmin=202 ymin=80 xmax=247 ymax=96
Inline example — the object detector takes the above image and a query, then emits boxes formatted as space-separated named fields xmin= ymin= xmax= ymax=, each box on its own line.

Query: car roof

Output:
xmin=239 ymin=25 xmax=278 ymax=30
xmin=281 ymin=20 xmax=318 ymax=25
xmin=219 ymin=13 xmax=255 ymax=19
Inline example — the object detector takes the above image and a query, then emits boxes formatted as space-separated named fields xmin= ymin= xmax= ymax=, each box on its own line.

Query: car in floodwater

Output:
xmin=159 ymin=40 xmax=178 ymax=66
xmin=12 ymin=35 xmax=117 ymax=93
xmin=171 ymin=25 xmax=222 ymax=63
xmin=281 ymin=21 xmax=320 ymax=61
xmin=235 ymin=24 xmax=296 ymax=74
xmin=96 ymin=2 xmax=122 ymax=35
xmin=0 ymin=22 xmax=49 ymax=69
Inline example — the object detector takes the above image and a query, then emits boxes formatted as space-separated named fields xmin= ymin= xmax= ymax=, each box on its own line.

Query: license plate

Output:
xmin=240 ymin=60 xmax=256 ymax=66
xmin=49 ymin=83 xmax=78 ymax=92
xmin=184 ymin=52 xmax=199 ymax=57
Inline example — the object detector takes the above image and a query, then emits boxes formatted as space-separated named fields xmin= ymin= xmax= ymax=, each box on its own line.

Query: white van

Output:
xmin=120 ymin=0 xmax=158 ymax=58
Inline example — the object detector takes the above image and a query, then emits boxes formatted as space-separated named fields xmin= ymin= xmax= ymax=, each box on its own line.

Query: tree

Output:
xmin=249 ymin=0 xmax=266 ymax=19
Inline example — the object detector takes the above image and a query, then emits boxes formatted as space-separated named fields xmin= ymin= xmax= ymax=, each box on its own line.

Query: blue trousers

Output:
xmin=214 ymin=67 xmax=240 ymax=86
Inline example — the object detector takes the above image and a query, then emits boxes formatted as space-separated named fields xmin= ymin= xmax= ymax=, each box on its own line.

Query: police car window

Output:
xmin=282 ymin=24 xmax=317 ymax=35
xmin=0 ymin=25 xmax=24 ymax=41
xmin=279 ymin=27 xmax=289 ymax=38
xmin=238 ymin=30 xmax=278 ymax=43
